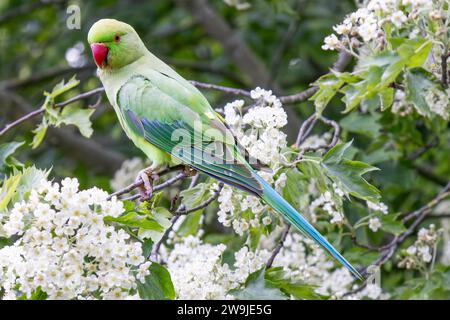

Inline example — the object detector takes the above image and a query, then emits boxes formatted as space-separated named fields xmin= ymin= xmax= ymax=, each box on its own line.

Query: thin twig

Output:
xmin=175 ymin=182 xmax=224 ymax=215
xmin=0 ymin=107 xmax=44 ymax=136
xmin=279 ymin=51 xmax=352 ymax=104
xmin=150 ymin=173 xmax=202 ymax=262
xmin=266 ymin=224 xmax=291 ymax=268
xmin=441 ymin=52 xmax=449 ymax=88
xmin=0 ymin=87 xmax=104 ymax=137
xmin=319 ymin=116 xmax=340 ymax=149
xmin=362 ymin=182 xmax=450 ymax=277
xmin=121 ymin=172 xmax=188 ymax=201
xmin=189 ymin=80 xmax=252 ymax=98
xmin=149 ymin=215 xmax=180 ymax=262
xmin=294 ymin=114 xmax=317 ymax=147
xmin=107 ymin=164 xmax=185 ymax=200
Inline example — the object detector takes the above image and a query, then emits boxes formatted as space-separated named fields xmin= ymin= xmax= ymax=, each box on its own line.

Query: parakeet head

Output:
xmin=88 ymin=19 xmax=146 ymax=69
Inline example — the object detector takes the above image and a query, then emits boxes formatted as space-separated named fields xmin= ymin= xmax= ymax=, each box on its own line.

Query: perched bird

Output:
xmin=88 ymin=19 xmax=363 ymax=280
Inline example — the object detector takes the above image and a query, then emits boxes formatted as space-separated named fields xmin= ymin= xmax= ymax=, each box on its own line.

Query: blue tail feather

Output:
xmin=257 ymin=175 xmax=363 ymax=280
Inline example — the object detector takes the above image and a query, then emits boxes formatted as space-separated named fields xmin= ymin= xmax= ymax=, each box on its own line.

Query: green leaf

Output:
xmin=281 ymin=168 xmax=309 ymax=211
xmin=310 ymin=73 xmax=346 ymax=114
xmin=394 ymin=38 xmax=432 ymax=68
xmin=138 ymin=207 xmax=172 ymax=242
xmin=379 ymin=87 xmax=394 ymax=111
xmin=58 ymin=105 xmax=95 ymax=138
xmin=0 ymin=173 xmax=21 ymax=211
xmin=105 ymin=212 xmax=164 ymax=232
xmin=0 ymin=141 xmax=24 ymax=171
xmin=12 ymin=166 xmax=50 ymax=204
xmin=405 ymin=68 xmax=436 ymax=118
xmin=229 ymin=268 xmax=287 ymax=300
xmin=176 ymin=182 xmax=214 ymax=236
xmin=31 ymin=123 xmax=48 ymax=149
xmin=321 ymin=142 xmax=380 ymax=201
xmin=137 ymin=263 xmax=175 ymax=300
xmin=341 ymin=83 xmax=364 ymax=113
xmin=17 ymin=287 xmax=47 ymax=300
xmin=265 ymin=267 xmax=323 ymax=300
xmin=179 ymin=182 xmax=212 ymax=210
xmin=176 ymin=210 xmax=202 ymax=237
xmin=322 ymin=140 xmax=353 ymax=164
xmin=49 ymin=76 xmax=80 ymax=98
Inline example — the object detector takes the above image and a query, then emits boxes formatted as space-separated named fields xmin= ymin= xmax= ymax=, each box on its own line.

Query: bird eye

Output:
xmin=114 ymin=34 xmax=121 ymax=42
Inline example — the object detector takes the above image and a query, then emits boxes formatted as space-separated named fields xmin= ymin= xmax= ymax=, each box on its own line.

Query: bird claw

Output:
xmin=183 ymin=166 xmax=197 ymax=177
xmin=136 ymin=167 xmax=159 ymax=201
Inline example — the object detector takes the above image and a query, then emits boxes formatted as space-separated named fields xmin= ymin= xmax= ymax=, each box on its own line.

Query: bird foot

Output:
xmin=136 ymin=167 xmax=159 ymax=201
xmin=183 ymin=166 xmax=197 ymax=177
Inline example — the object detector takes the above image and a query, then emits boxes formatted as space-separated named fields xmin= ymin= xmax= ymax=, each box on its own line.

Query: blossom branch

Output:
xmin=363 ymin=182 xmax=450 ymax=277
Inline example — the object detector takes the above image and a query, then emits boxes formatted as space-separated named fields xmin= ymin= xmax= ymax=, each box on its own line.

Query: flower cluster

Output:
xmin=217 ymin=88 xmax=288 ymax=234
xmin=398 ymin=224 xmax=442 ymax=271
xmin=322 ymin=0 xmax=435 ymax=52
xmin=365 ymin=200 xmax=389 ymax=232
xmin=224 ymin=87 xmax=288 ymax=167
xmin=424 ymin=87 xmax=450 ymax=121
xmin=0 ymin=178 xmax=148 ymax=300
xmin=164 ymin=235 xmax=269 ymax=299
xmin=309 ymin=191 xmax=345 ymax=225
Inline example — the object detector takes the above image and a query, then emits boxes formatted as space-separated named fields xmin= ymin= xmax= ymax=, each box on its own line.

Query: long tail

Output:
xmin=256 ymin=175 xmax=364 ymax=280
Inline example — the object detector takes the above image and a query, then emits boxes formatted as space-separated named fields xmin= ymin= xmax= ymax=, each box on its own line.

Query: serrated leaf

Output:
xmin=321 ymin=142 xmax=380 ymax=201
xmin=0 ymin=173 xmax=21 ymax=210
xmin=0 ymin=141 xmax=24 ymax=170
xmin=281 ymin=168 xmax=309 ymax=211
xmin=265 ymin=267 xmax=323 ymax=300
xmin=322 ymin=140 xmax=353 ymax=163
xmin=229 ymin=268 xmax=287 ymax=300
xmin=379 ymin=87 xmax=394 ymax=111
xmin=179 ymin=182 xmax=212 ymax=209
xmin=137 ymin=263 xmax=175 ymax=300
xmin=49 ymin=76 xmax=80 ymax=98
xmin=105 ymin=212 xmax=164 ymax=232
xmin=138 ymin=207 xmax=172 ymax=242
xmin=405 ymin=69 xmax=436 ymax=118
xmin=31 ymin=123 xmax=48 ymax=149
xmin=58 ymin=105 xmax=95 ymax=138
xmin=310 ymin=73 xmax=346 ymax=114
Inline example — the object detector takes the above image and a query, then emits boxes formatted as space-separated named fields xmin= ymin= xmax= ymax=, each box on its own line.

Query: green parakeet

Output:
xmin=88 ymin=19 xmax=363 ymax=280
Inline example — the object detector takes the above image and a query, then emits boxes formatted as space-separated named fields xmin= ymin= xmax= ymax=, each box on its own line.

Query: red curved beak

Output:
xmin=90 ymin=43 xmax=108 ymax=67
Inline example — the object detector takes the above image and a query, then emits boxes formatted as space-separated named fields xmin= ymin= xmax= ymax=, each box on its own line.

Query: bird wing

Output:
xmin=116 ymin=73 xmax=263 ymax=196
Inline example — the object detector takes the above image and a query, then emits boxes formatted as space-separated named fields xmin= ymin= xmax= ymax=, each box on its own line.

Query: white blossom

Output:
xmin=0 ymin=177 xmax=148 ymax=300
xmin=368 ymin=217 xmax=382 ymax=232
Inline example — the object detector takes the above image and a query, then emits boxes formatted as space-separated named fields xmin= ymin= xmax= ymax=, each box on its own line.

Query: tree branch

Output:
xmin=175 ymin=182 xmax=224 ymax=215
xmin=362 ymin=182 xmax=450 ymax=277
xmin=0 ymin=90 xmax=125 ymax=173
xmin=266 ymin=224 xmax=291 ymax=268
xmin=278 ymin=51 xmax=352 ymax=104
xmin=0 ymin=87 xmax=104 ymax=137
